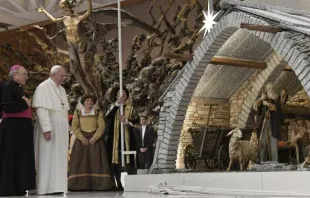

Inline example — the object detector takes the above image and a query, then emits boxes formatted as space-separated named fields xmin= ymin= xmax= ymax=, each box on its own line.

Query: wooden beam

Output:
xmin=163 ymin=53 xmax=193 ymax=61
xmin=282 ymin=106 xmax=310 ymax=120
xmin=163 ymin=54 xmax=268 ymax=70
xmin=211 ymin=56 xmax=267 ymax=69
xmin=240 ymin=23 xmax=283 ymax=34
xmin=284 ymin=66 xmax=294 ymax=72
xmin=17 ymin=0 xmax=146 ymax=31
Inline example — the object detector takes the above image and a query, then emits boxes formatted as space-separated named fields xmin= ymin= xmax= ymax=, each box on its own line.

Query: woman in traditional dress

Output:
xmin=68 ymin=94 xmax=112 ymax=191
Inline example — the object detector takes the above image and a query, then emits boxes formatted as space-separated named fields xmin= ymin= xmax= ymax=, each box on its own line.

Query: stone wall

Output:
xmin=229 ymin=73 xmax=258 ymax=128
xmin=177 ymin=97 xmax=230 ymax=169
xmin=151 ymin=71 xmax=185 ymax=173
xmin=151 ymin=10 xmax=310 ymax=173
xmin=286 ymin=89 xmax=310 ymax=108
xmin=231 ymin=69 xmax=305 ymax=129
xmin=285 ymin=89 xmax=310 ymax=142
xmin=274 ymin=72 xmax=302 ymax=96
xmin=235 ymin=52 xmax=287 ymax=128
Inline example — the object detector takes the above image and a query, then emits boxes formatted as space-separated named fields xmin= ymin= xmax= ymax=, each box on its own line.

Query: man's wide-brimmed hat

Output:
xmin=110 ymin=85 xmax=129 ymax=101
xmin=80 ymin=93 xmax=97 ymax=105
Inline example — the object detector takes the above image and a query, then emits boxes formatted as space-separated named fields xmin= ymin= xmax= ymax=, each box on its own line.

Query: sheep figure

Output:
xmin=226 ymin=128 xmax=259 ymax=171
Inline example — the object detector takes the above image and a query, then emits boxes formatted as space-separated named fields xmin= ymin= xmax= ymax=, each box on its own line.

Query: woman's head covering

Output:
xmin=80 ymin=93 xmax=97 ymax=105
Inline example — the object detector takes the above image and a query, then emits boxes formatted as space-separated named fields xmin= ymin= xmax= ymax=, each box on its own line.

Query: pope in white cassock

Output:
xmin=32 ymin=65 xmax=69 ymax=195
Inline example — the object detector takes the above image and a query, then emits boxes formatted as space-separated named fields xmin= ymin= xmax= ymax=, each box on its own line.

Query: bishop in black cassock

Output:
xmin=0 ymin=65 xmax=36 ymax=196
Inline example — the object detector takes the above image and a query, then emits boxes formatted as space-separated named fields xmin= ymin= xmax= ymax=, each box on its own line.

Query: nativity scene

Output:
xmin=0 ymin=0 xmax=310 ymax=197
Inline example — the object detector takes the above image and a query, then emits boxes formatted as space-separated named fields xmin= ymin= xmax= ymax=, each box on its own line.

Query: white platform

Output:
xmin=124 ymin=171 xmax=310 ymax=194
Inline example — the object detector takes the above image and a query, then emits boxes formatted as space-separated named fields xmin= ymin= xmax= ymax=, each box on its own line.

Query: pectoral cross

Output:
xmin=49 ymin=80 xmax=65 ymax=109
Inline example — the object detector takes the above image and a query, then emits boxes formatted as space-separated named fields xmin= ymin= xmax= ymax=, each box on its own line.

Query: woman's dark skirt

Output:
xmin=68 ymin=132 xmax=112 ymax=191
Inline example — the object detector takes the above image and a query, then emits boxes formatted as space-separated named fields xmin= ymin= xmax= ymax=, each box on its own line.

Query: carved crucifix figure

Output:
xmin=37 ymin=0 xmax=100 ymax=98
xmin=37 ymin=0 xmax=92 ymax=44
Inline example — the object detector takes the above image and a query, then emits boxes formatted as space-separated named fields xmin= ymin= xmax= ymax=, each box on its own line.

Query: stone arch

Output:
xmin=274 ymin=71 xmax=303 ymax=96
xmin=151 ymin=11 xmax=310 ymax=173
xmin=235 ymin=52 xmax=287 ymax=128
xmin=230 ymin=57 xmax=304 ymax=129
xmin=235 ymin=33 xmax=310 ymax=128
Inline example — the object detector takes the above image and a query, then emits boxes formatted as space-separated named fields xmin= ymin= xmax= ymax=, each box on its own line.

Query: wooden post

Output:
xmin=211 ymin=56 xmax=267 ymax=69
xmin=241 ymin=23 xmax=283 ymax=34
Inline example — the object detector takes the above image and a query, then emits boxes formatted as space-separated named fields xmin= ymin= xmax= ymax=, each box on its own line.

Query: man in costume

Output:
xmin=254 ymin=83 xmax=281 ymax=162
xmin=105 ymin=88 xmax=138 ymax=191
xmin=32 ymin=65 xmax=70 ymax=195
xmin=0 ymin=65 xmax=36 ymax=196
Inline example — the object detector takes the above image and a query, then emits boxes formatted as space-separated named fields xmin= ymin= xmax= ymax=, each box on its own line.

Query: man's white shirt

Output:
xmin=141 ymin=125 xmax=146 ymax=147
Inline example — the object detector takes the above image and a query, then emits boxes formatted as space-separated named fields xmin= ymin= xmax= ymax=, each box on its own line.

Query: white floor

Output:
xmin=9 ymin=172 xmax=309 ymax=197
xmin=125 ymin=171 xmax=310 ymax=195
xmin=19 ymin=191 xmax=310 ymax=198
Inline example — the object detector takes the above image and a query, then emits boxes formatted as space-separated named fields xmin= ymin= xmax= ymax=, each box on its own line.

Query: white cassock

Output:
xmin=32 ymin=78 xmax=70 ymax=195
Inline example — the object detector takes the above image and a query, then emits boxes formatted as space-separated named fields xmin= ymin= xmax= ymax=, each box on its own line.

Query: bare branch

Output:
xmin=92 ymin=8 xmax=159 ymax=33
xmin=159 ymin=1 xmax=175 ymax=34
xmin=148 ymin=0 xmax=157 ymax=26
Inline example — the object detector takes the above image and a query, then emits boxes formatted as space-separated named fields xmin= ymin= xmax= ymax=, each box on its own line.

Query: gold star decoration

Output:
xmin=199 ymin=0 xmax=219 ymax=38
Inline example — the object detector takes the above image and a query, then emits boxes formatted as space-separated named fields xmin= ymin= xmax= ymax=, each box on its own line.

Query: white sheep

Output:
xmin=226 ymin=128 xmax=259 ymax=171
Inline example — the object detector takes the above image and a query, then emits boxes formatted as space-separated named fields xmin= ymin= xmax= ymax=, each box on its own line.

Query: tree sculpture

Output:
xmin=1 ymin=0 xmax=208 ymax=116
xmin=37 ymin=0 xmax=103 ymax=104
xmin=92 ymin=0 xmax=208 ymax=115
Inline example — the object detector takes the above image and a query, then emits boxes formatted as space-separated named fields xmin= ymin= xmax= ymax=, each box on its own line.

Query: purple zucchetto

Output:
xmin=10 ymin=65 xmax=23 ymax=72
